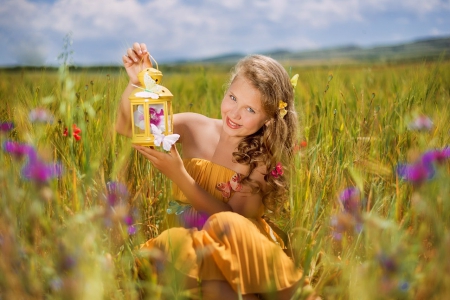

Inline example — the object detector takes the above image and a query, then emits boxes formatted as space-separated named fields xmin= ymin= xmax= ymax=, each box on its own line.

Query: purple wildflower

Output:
xmin=377 ymin=253 xmax=398 ymax=274
xmin=104 ymin=181 xmax=137 ymax=235
xmin=397 ymin=146 xmax=450 ymax=185
xmin=29 ymin=108 xmax=54 ymax=123
xmin=331 ymin=187 xmax=364 ymax=240
xmin=0 ymin=122 xmax=14 ymax=133
xmin=407 ymin=115 xmax=433 ymax=131
xmin=399 ymin=281 xmax=410 ymax=291
xmin=21 ymin=160 xmax=63 ymax=183
xmin=61 ymin=254 xmax=77 ymax=271
xmin=125 ymin=208 xmax=139 ymax=235
xmin=421 ymin=147 xmax=450 ymax=165
xmin=3 ymin=141 xmax=37 ymax=160
xmin=396 ymin=161 xmax=434 ymax=184
xmin=106 ymin=181 xmax=129 ymax=206
xmin=339 ymin=187 xmax=361 ymax=215
xmin=3 ymin=140 xmax=62 ymax=183
xmin=128 ymin=225 xmax=137 ymax=235
xmin=124 ymin=215 xmax=133 ymax=226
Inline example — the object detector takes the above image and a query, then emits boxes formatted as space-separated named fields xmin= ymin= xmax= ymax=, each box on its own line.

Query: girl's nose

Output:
xmin=229 ymin=107 xmax=241 ymax=119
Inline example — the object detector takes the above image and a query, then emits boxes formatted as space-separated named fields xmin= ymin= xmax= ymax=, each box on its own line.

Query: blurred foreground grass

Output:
xmin=1 ymin=58 xmax=450 ymax=299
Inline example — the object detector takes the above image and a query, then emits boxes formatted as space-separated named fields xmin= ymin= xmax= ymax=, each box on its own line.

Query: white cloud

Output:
xmin=430 ymin=28 xmax=442 ymax=36
xmin=0 ymin=0 xmax=449 ymax=65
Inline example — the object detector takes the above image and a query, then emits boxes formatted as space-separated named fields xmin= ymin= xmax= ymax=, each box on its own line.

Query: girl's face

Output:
xmin=220 ymin=75 xmax=269 ymax=138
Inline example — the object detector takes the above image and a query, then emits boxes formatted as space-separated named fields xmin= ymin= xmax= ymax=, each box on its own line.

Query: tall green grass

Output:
xmin=1 ymin=58 xmax=449 ymax=299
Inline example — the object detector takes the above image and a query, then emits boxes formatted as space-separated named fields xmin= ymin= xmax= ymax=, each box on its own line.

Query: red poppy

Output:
xmin=294 ymin=140 xmax=307 ymax=154
xmin=63 ymin=124 xmax=82 ymax=141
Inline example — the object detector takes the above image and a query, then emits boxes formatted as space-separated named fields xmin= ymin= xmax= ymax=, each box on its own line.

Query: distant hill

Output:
xmin=184 ymin=36 xmax=450 ymax=65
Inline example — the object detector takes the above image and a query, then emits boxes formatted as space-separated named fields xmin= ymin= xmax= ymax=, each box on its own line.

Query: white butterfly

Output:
xmin=135 ymin=90 xmax=159 ymax=99
xmin=133 ymin=72 xmax=163 ymax=99
xmin=144 ymin=73 xmax=162 ymax=93
xmin=151 ymin=124 xmax=180 ymax=151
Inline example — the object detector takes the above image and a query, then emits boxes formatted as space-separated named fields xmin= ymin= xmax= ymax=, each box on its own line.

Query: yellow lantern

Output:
xmin=129 ymin=61 xmax=177 ymax=148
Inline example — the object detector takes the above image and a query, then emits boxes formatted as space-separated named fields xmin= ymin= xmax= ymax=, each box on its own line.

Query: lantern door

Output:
xmin=131 ymin=102 xmax=150 ymax=138
xmin=165 ymin=100 xmax=174 ymax=134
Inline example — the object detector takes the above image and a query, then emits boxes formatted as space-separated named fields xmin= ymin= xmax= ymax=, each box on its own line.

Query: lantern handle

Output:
xmin=140 ymin=53 xmax=159 ymax=71
xmin=149 ymin=54 xmax=159 ymax=70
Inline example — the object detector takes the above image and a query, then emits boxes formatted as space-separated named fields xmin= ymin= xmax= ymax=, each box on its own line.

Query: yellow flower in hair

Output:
xmin=279 ymin=100 xmax=287 ymax=118
xmin=290 ymin=74 xmax=299 ymax=88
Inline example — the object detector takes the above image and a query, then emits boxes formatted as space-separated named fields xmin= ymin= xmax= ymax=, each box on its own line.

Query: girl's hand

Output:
xmin=132 ymin=144 xmax=185 ymax=182
xmin=122 ymin=42 xmax=152 ymax=85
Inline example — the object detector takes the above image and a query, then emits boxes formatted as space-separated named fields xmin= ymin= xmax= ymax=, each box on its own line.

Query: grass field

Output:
xmin=1 ymin=57 xmax=449 ymax=299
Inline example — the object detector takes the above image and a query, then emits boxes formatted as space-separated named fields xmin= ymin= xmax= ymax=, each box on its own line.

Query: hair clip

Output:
xmin=279 ymin=100 xmax=287 ymax=118
xmin=271 ymin=162 xmax=284 ymax=178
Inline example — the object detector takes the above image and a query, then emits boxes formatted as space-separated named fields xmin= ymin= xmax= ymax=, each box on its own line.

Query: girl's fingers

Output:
xmin=169 ymin=144 xmax=178 ymax=156
xmin=126 ymin=48 xmax=139 ymax=62
xmin=140 ymin=43 xmax=148 ymax=55
xmin=122 ymin=55 xmax=133 ymax=65
xmin=124 ymin=43 xmax=151 ymax=68
xmin=133 ymin=145 xmax=158 ymax=159
xmin=133 ymin=42 xmax=143 ymax=54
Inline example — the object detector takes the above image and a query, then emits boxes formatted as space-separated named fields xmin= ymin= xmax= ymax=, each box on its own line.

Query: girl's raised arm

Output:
xmin=116 ymin=42 xmax=152 ymax=137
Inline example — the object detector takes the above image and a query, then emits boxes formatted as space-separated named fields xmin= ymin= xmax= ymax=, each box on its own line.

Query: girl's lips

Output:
xmin=226 ymin=117 xmax=241 ymax=129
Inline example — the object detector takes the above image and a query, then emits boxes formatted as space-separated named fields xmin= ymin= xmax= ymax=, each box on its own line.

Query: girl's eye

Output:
xmin=247 ymin=107 xmax=255 ymax=113
xmin=230 ymin=95 xmax=237 ymax=101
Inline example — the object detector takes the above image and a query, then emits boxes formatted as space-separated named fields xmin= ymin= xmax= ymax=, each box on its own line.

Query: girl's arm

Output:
xmin=115 ymin=83 xmax=134 ymax=137
xmin=134 ymin=143 xmax=266 ymax=218
xmin=227 ymin=165 xmax=267 ymax=218
xmin=116 ymin=42 xmax=152 ymax=137
xmin=133 ymin=144 xmax=233 ymax=215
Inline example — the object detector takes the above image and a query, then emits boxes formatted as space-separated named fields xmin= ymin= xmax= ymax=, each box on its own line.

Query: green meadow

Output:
xmin=1 ymin=57 xmax=449 ymax=299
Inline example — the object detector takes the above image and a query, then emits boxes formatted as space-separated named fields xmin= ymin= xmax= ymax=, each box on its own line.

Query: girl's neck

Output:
xmin=218 ymin=129 xmax=242 ymax=149
xmin=209 ymin=129 xmax=245 ymax=173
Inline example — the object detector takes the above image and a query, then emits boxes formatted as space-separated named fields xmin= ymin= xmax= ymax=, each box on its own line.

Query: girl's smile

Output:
xmin=225 ymin=117 xmax=241 ymax=129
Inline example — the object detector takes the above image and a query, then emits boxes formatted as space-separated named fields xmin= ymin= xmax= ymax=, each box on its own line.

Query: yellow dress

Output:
xmin=139 ymin=158 xmax=302 ymax=294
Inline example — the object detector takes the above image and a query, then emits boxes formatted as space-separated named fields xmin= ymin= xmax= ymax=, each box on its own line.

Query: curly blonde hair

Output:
xmin=228 ymin=55 xmax=299 ymax=215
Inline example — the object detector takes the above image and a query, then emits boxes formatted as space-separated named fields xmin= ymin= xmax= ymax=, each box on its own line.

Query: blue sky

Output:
xmin=1 ymin=0 xmax=449 ymax=66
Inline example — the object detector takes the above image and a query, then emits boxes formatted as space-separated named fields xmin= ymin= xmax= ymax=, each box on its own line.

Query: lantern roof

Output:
xmin=130 ymin=68 xmax=173 ymax=100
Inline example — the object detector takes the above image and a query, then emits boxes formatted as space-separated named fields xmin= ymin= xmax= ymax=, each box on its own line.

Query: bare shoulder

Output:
xmin=174 ymin=113 xmax=220 ymax=142
xmin=174 ymin=113 xmax=221 ymax=158
xmin=174 ymin=113 xmax=219 ymax=134
xmin=174 ymin=112 xmax=211 ymax=125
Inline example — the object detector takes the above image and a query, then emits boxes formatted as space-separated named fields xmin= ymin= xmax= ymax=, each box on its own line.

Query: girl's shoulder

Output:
xmin=175 ymin=112 xmax=218 ymax=124
xmin=174 ymin=113 xmax=221 ymax=143
xmin=175 ymin=113 xmax=220 ymax=132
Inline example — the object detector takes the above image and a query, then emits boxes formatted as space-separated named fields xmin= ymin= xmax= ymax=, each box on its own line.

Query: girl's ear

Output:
xmin=264 ymin=118 xmax=272 ymax=127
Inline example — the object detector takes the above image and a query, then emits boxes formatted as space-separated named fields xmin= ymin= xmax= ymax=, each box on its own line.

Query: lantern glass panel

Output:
xmin=167 ymin=102 xmax=173 ymax=133
xmin=149 ymin=103 xmax=166 ymax=133
xmin=132 ymin=104 xmax=146 ymax=135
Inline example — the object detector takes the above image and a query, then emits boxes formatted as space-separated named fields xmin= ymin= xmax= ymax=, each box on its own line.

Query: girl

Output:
xmin=116 ymin=42 xmax=303 ymax=299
